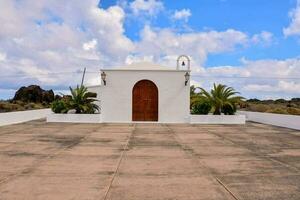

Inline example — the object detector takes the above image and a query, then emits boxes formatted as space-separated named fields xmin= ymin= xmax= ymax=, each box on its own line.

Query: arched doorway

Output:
xmin=132 ymin=80 xmax=158 ymax=121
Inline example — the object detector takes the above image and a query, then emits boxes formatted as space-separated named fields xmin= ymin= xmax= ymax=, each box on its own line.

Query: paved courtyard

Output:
xmin=0 ymin=120 xmax=299 ymax=200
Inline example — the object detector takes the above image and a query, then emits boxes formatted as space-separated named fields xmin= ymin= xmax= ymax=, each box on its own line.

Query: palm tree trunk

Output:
xmin=213 ymin=106 xmax=221 ymax=115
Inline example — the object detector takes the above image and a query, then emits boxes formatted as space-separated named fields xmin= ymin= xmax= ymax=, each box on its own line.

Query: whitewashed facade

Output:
xmin=88 ymin=62 xmax=191 ymax=123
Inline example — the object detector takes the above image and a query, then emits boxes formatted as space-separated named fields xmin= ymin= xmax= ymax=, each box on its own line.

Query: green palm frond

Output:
xmin=68 ymin=85 xmax=100 ymax=114
xmin=196 ymin=83 xmax=243 ymax=115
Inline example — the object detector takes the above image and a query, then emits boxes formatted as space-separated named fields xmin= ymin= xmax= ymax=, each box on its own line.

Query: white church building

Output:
xmin=48 ymin=57 xmax=245 ymax=124
xmin=88 ymin=62 xmax=191 ymax=123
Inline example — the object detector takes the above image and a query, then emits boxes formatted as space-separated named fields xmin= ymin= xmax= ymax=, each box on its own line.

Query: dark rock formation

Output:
xmin=13 ymin=85 xmax=54 ymax=103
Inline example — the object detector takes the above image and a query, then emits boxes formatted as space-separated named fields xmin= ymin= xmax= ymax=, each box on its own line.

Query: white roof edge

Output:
xmin=99 ymin=61 xmax=190 ymax=72
xmin=101 ymin=69 xmax=190 ymax=72
xmin=86 ymin=84 xmax=101 ymax=88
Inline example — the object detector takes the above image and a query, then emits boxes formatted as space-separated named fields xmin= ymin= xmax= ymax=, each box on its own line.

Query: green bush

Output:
xmin=51 ymin=100 xmax=68 ymax=113
xmin=68 ymin=85 xmax=99 ymax=114
xmin=267 ymin=108 xmax=289 ymax=114
xmin=249 ymin=104 xmax=269 ymax=112
xmin=191 ymin=101 xmax=212 ymax=115
xmin=197 ymin=83 xmax=243 ymax=115
xmin=0 ymin=102 xmax=25 ymax=112
xmin=287 ymin=107 xmax=300 ymax=115
xmin=222 ymin=103 xmax=237 ymax=115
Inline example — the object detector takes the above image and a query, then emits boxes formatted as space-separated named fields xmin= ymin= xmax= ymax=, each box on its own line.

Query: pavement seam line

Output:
xmin=164 ymin=124 xmax=240 ymax=200
xmin=102 ymin=124 xmax=136 ymax=200
xmin=199 ymin=125 xmax=300 ymax=173
xmin=0 ymin=124 xmax=104 ymax=185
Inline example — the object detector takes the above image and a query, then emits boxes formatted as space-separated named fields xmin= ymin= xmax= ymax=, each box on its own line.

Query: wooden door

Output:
xmin=132 ymin=80 xmax=158 ymax=121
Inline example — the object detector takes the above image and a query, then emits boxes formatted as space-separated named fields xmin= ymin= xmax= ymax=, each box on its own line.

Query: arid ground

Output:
xmin=0 ymin=120 xmax=299 ymax=200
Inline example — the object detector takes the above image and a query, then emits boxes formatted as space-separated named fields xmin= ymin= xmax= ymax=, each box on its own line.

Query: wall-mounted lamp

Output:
xmin=101 ymin=71 xmax=107 ymax=86
xmin=184 ymin=72 xmax=190 ymax=86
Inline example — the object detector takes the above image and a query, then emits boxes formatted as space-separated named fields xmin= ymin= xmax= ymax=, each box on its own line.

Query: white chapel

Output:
xmin=88 ymin=61 xmax=191 ymax=123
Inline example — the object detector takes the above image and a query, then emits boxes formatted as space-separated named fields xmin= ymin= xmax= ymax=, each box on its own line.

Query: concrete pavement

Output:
xmin=0 ymin=120 xmax=299 ymax=199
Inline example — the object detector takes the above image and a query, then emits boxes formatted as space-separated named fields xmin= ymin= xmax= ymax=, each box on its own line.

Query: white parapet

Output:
xmin=47 ymin=113 xmax=102 ymax=123
xmin=238 ymin=111 xmax=300 ymax=130
xmin=190 ymin=114 xmax=246 ymax=124
xmin=0 ymin=109 xmax=52 ymax=126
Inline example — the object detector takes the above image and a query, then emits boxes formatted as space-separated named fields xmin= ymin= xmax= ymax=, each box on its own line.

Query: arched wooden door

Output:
xmin=132 ymin=80 xmax=158 ymax=121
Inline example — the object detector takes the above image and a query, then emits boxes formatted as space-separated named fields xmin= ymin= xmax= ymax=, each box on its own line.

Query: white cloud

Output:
xmin=125 ymin=55 xmax=154 ymax=65
xmin=0 ymin=0 xmax=299 ymax=100
xmin=243 ymin=81 xmax=300 ymax=94
xmin=135 ymin=25 xmax=248 ymax=70
xmin=83 ymin=39 xmax=98 ymax=51
xmin=243 ymin=84 xmax=275 ymax=92
xmin=190 ymin=80 xmax=203 ymax=88
xmin=0 ymin=0 xmax=133 ymax=90
xmin=0 ymin=52 xmax=7 ymax=62
xmin=252 ymin=31 xmax=273 ymax=46
xmin=284 ymin=0 xmax=300 ymax=36
xmin=191 ymin=58 xmax=300 ymax=98
xmin=172 ymin=9 xmax=191 ymax=22
xmin=130 ymin=0 xmax=164 ymax=16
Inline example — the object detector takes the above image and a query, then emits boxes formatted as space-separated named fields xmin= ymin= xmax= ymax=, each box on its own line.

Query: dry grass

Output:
xmin=0 ymin=100 xmax=47 ymax=113
xmin=240 ymin=100 xmax=300 ymax=115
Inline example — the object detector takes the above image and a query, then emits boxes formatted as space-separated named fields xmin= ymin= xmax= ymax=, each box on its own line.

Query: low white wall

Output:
xmin=190 ymin=115 xmax=246 ymax=124
xmin=238 ymin=111 xmax=300 ymax=130
xmin=47 ymin=113 xmax=102 ymax=123
xmin=0 ymin=109 xmax=51 ymax=126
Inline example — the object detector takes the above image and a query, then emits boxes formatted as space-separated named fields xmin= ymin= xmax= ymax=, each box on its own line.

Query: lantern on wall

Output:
xmin=184 ymin=72 xmax=190 ymax=86
xmin=101 ymin=71 xmax=107 ymax=86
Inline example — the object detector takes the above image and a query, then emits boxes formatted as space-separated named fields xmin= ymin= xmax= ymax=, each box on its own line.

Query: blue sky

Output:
xmin=0 ymin=0 xmax=300 ymax=100
xmin=114 ymin=0 xmax=300 ymax=66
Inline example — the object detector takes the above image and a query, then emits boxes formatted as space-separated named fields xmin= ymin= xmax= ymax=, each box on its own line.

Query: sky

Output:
xmin=0 ymin=0 xmax=300 ymax=100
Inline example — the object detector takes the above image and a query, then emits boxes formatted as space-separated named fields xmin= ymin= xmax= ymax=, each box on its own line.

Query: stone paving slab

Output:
xmin=0 ymin=120 xmax=299 ymax=199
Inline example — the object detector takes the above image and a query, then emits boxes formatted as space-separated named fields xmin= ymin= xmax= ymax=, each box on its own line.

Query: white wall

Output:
xmin=97 ymin=70 xmax=190 ymax=123
xmin=47 ymin=113 xmax=102 ymax=123
xmin=190 ymin=115 xmax=246 ymax=124
xmin=238 ymin=111 xmax=300 ymax=130
xmin=0 ymin=109 xmax=51 ymax=126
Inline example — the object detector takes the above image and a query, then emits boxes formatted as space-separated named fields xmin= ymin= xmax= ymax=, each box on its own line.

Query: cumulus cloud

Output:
xmin=243 ymin=81 xmax=300 ymax=94
xmin=134 ymin=25 xmax=248 ymax=70
xmin=0 ymin=52 xmax=6 ymax=62
xmin=172 ymin=9 xmax=191 ymax=22
xmin=130 ymin=0 xmax=164 ymax=16
xmin=191 ymin=58 xmax=300 ymax=99
xmin=83 ymin=39 xmax=98 ymax=51
xmin=284 ymin=0 xmax=300 ymax=36
xmin=0 ymin=0 xmax=133 ymax=91
xmin=0 ymin=0 xmax=298 ymax=100
xmin=251 ymin=31 xmax=273 ymax=46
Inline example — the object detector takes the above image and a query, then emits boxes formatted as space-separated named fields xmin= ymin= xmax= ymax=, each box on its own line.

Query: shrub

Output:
xmin=191 ymin=101 xmax=212 ymax=115
xmin=68 ymin=85 xmax=99 ymax=114
xmin=24 ymin=102 xmax=36 ymax=110
xmin=275 ymin=99 xmax=286 ymax=104
xmin=222 ymin=103 xmax=237 ymax=115
xmin=266 ymin=108 xmax=289 ymax=114
xmin=198 ymin=83 xmax=243 ymax=115
xmin=287 ymin=107 xmax=300 ymax=115
xmin=51 ymin=100 xmax=68 ymax=113
xmin=0 ymin=102 xmax=25 ymax=112
xmin=249 ymin=104 xmax=269 ymax=112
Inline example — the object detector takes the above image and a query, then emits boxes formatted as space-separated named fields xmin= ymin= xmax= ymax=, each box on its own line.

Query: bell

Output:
xmin=181 ymin=61 xmax=185 ymax=67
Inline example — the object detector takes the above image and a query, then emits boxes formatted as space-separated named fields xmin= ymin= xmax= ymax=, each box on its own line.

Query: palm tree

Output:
xmin=190 ymin=85 xmax=201 ymax=108
xmin=68 ymin=85 xmax=99 ymax=114
xmin=198 ymin=83 xmax=243 ymax=115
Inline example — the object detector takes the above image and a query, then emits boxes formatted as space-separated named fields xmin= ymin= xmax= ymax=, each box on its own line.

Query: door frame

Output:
xmin=132 ymin=79 xmax=159 ymax=122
